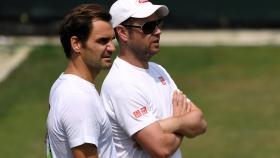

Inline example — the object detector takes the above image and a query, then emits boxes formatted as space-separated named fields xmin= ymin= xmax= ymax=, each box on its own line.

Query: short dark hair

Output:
xmin=59 ymin=3 xmax=111 ymax=58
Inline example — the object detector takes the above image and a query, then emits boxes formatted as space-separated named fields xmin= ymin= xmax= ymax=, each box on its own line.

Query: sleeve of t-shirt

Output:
xmin=61 ymin=92 xmax=100 ymax=148
xmin=108 ymin=83 xmax=158 ymax=137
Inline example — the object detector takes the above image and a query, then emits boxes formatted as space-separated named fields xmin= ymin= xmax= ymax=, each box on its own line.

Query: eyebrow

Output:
xmin=96 ymin=36 xmax=115 ymax=44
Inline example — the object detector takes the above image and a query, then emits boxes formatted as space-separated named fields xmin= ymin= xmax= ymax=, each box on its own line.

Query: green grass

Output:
xmin=153 ymin=46 xmax=280 ymax=158
xmin=0 ymin=45 xmax=279 ymax=158
xmin=0 ymin=45 xmax=67 ymax=158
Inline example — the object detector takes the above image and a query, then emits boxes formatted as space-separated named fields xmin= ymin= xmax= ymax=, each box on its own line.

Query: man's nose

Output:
xmin=153 ymin=25 xmax=161 ymax=35
xmin=106 ymin=41 xmax=116 ymax=52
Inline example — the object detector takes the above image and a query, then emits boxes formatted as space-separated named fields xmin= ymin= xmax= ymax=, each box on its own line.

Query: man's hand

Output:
xmin=172 ymin=90 xmax=191 ymax=117
xmin=172 ymin=90 xmax=207 ymax=138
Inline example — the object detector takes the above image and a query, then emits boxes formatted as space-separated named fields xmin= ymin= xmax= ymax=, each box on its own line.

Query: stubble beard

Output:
xmin=132 ymin=44 xmax=160 ymax=63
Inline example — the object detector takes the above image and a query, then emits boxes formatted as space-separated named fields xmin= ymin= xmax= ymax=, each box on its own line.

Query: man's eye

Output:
xmin=97 ymin=38 xmax=110 ymax=45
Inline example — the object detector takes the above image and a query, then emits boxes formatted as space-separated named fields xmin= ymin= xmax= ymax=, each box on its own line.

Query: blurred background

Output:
xmin=1 ymin=0 xmax=280 ymax=34
xmin=0 ymin=0 xmax=279 ymax=158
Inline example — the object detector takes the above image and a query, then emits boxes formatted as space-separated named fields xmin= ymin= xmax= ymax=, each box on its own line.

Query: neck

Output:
xmin=64 ymin=56 xmax=99 ymax=83
xmin=119 ymin=48 xmax=149 ymax=69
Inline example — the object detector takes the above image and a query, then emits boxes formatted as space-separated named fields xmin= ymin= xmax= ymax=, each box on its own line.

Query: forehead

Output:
xmin=90 ymin=20 xmax=114 ymax=37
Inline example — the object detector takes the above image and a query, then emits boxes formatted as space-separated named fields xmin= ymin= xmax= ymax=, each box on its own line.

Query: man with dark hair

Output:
xmin=101 ymin=0 xmax=207 ymax=158
xmin=47 ymin=3 xmax=116 ymax=158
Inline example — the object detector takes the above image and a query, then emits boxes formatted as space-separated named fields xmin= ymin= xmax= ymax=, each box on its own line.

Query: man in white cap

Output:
xmin=101 ymin=0 xmax=207 ymax=157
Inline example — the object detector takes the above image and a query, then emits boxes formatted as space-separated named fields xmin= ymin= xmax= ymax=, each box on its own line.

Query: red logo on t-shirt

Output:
xmin=140 ymin=107 xmax=147 ymax=114
xmin=133 ymin=110 xmax=142 ymax=118
xmin=138 ymin=0 xmax=149 ymax=3
xmin=159 ymin=76 xmax=166 ymax=85
xmin=133 ymin=106 xmax=148 ymax=118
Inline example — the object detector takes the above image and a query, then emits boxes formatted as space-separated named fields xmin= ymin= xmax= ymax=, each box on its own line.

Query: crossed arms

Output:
xmin=133 ymin=90 xmax=207 ymax=158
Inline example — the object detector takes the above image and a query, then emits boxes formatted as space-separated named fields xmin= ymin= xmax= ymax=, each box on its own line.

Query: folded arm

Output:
xmin=159 ymin=90 xmax=207 ymax=138
xmin=133 ymin=121 xmax=183 ymax=158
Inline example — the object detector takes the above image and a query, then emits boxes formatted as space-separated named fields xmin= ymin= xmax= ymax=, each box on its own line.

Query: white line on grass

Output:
xmin=0 ymin=46 xmax=31 ymax=82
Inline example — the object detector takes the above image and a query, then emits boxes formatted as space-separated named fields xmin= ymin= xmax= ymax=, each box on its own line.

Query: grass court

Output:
xmin=0 ymin=45 xmax=279 ymax=157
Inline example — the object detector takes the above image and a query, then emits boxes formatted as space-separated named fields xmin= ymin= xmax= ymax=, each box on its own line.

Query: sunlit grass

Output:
xmin=153 ymin=46 xmax=280 ymax=158
xmin=0 ymin=45 xmax=279 ymax=157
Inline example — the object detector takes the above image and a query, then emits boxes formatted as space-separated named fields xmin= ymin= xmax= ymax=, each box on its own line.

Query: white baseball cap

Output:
xmin=110 ymin=0 xmax=169 ymax=28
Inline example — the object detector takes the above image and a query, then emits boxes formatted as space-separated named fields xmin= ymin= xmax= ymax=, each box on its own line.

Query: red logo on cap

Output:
xmin=138 ymin=0 xmax=149 ymax=3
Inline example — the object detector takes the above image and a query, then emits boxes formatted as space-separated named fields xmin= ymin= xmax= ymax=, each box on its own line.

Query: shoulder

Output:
xmin=59 ymin=91 xmax=102 ymax=126
xmin=51 ymin=76 xmax=101 ymax=112
xmin=149 ymin=62 xmax=167 ymax=72
xmin=54 ymin=74 xmax=97 ymax=97
xmin=102 ymin=69 xmax=144 ymax=94
xmin=102 ymin=80 xmax=145 ymax=98
xmin=149 ymin=62 xmax=172 ymax=78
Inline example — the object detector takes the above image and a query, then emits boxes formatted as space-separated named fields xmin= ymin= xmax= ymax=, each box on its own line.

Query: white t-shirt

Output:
xmin=101 ymin=57 xmax=182 ymax=158
xmin=47 ymin=74 xmax=116 ymax=158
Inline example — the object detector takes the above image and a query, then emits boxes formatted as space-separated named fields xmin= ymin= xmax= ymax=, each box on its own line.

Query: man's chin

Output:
xmin=101 ymin=58 xmax=113 ymax=67
xmin=150 ymin=48 xmax=160 ymax=55
xmin=151 ymin=43 xmax=160 ymax=52
xmin=104 ymin=64 xmax=112 ymax=69
xmin=100 ymin=62 xmax=113 ymax=69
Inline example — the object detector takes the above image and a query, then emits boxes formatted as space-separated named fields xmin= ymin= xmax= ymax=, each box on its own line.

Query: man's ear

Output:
xmin=70 ymin=36 xmax=82 ymax=53
xmin=115 ymin=26 xmax=129 ymax=43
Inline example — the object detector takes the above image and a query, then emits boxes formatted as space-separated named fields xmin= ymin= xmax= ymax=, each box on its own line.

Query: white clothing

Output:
xmin=47 ymin=73 xmax=116 ymax=158
xmin=101 ymin=57 xmax=182 ymax=158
